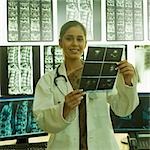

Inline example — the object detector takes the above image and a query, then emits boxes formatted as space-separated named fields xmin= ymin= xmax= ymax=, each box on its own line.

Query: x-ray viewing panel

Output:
xmin=148 ymin=0 xmax=150 ymax=40
xmin=80 ymin=45 xmax=125 ymax=91
xmin=7 ymin=0 xmax=53 ymax=42
xmin=0 ymin=46 xmax=40 ymax=97
xmin=57 ymin=0 xmax=101 ymax=41
xmin=106 ymin=0 xmax=144 ymax=41
xmin=44 ymin=46 xmax=63 ymax=73
xmin=135 ymin=45 xmax=150 ymax=93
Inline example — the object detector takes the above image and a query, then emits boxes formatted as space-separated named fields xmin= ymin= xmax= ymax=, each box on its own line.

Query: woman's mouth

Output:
xmin=70 ymin=49 xmax=79 ymax=53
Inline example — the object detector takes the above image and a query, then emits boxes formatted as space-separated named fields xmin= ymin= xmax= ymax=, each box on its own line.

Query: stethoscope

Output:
xmin=54 ymin=64 xmax=68 ymax=96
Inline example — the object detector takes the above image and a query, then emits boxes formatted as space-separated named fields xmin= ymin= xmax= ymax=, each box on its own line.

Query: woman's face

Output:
xmin=59 ymin=26 xmax=87 ymax=60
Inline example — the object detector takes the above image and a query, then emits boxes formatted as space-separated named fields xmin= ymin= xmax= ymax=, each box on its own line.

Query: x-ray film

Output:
xmin=106 ymin=0 xmax=144 ymax=41
xmin=80 ymin=45 xmax=125 ymax=91
xmin=7 ymin=0 xmax=53 ymax=42
xmin=135 ymin=45 xmax=150 ymax=93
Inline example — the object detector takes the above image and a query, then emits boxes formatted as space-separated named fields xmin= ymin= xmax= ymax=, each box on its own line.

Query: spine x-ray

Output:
xmin=0 ymin=99 xmax=42 ymax=138
xmin=44 ymin=46 xmax=63 ymax=73
xmin=7 ymin=46 xmax=33 ymax=95
xmin=106 ymin=0 xmax=144 ymax=41
xmin=57 ymin=0 xmax=101 ymax=40
xmin=7 ymin=0 xmax=53 ymax=42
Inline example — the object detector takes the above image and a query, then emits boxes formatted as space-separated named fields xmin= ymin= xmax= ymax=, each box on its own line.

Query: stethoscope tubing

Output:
xmin=54 ymin=64 xmax=68 ymax=96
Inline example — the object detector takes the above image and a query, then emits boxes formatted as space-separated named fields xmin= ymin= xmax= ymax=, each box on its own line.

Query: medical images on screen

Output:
xmin=0 ymin=99 xmax=43 ymax=138
xmin=80 ymin=46 xmax=123 ymax=91
xmin=111 ymin=94 xmax=150 ymax=131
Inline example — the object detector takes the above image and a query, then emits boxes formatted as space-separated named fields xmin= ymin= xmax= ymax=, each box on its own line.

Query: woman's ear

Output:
xmin=84 ymin=40 xmax=87 ymax=48
xmin=59 ymin=39 xmax=62 ymax=48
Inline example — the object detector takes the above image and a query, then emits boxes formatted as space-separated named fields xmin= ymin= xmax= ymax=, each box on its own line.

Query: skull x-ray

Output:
xmin=80 ymin=45 xmax=125 ymax=91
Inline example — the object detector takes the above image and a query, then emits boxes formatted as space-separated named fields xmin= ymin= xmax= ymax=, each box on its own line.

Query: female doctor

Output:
xmin=33 ymin=20 xmax=139 ymax=150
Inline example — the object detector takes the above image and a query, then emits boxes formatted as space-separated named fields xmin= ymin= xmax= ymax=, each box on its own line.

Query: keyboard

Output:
xmin=0 ymin=142 xmax=47 ymax=150
xmin=128 ymin=134 xmax=150 ymax=150
xmin=137 ymin=137 xmax=150 ymax=150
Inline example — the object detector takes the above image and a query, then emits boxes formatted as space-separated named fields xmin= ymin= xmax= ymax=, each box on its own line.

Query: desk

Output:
xmin=0 ymin=133 xmax=129 ymax=150
xmin=115 ymin=133 xmax=129 ymax=150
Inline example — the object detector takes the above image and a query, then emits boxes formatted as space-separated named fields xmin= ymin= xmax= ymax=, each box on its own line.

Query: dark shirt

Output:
xmin=68 ymin=66 xmax=88 ymax=150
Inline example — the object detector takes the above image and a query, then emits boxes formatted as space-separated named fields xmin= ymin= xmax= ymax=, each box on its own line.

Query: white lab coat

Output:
xmin=33 ymin=63 xmax=139 ymax=150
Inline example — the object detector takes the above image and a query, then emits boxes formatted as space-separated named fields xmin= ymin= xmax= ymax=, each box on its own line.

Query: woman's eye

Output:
xmin=77 ymin=38 xmax=83 ymax=41
xmin=64 ymin=36 xmax=84 ymax=42
xmin=65 ymin=37 xmax=72 ymax=41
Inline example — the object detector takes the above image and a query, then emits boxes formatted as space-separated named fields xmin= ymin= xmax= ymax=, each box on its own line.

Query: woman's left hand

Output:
xmin=117 ymin=60 xmax=135 ymax=86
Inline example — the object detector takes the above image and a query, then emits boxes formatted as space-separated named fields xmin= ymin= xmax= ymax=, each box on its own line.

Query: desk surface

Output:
xmin=115 ymin=133 xmax=129 ymax=150
xmin=0 ymin=133 xmax=129 ymax=150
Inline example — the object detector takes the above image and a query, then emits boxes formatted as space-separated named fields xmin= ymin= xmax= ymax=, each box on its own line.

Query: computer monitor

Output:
xmin=110 ymin=93 xmax=150 ymax=133
xmin=0 ymin=97 xmax=47 ymax=143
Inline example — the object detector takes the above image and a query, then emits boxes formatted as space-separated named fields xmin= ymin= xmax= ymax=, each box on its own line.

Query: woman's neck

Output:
xmin=65 ymin=59 xmax=83 ymax=75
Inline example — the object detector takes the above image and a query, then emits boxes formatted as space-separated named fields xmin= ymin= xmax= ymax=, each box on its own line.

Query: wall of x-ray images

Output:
xmin=0 ymin=0 xmax=150 ymax=95
xmin=0 ymin=0 xmax=150 ymax=141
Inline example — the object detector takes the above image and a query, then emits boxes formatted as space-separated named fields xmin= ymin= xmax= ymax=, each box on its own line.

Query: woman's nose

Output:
xmin=72 ymin=39 xmax=78 ymax=45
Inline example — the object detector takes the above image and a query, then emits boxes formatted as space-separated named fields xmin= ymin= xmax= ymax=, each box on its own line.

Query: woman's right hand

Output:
xmin=63 ymin=89 xmax=86 ymax=119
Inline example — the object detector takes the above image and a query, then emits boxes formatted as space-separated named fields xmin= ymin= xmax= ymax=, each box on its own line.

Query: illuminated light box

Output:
xmin=0 ymin=46 xmax=40 ymax=97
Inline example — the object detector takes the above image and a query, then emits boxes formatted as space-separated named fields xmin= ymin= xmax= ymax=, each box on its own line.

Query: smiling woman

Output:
xmin=59 ymin=21 xmax=87 ymax=65
xmin=33 ymin=20 xmax=139 ymax=150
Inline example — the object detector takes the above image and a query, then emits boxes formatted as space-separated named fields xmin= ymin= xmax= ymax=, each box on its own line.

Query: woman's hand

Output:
xmin=63 ymin=89 xmax=86 ymax=118
xmin=117 ymin=60 xmax=135 ymax=86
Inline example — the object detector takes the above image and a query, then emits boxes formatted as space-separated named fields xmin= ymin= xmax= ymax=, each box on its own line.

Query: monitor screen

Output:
xmin=111 ymin=93 xmax=150 ymax=133
xmin=0 ymin=97 xmax=47 ymax=141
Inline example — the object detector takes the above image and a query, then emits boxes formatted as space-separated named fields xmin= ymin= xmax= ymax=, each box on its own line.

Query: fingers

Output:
xmin=117 ymin=60 xmax=134 ymax=74
xmin=65 ymin=89 xmax=86 ymax=110
xmin=68 ymin=89 xmax=85 ymax=97
xmin=117 ymin=60 xmax=135 ymax=85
